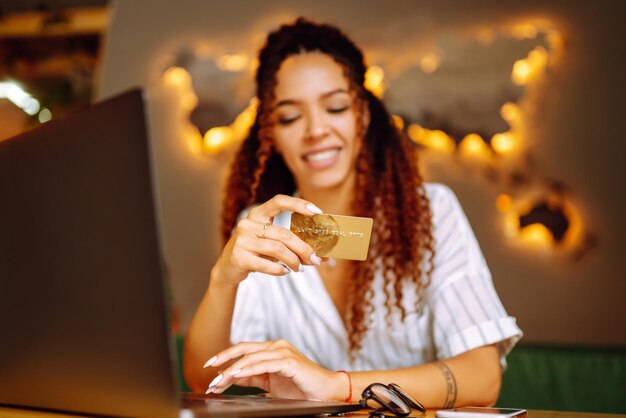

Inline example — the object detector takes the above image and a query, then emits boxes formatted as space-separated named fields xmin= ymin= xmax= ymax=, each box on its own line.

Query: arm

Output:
xmin=350 ymin=344 xmax=501 ymax=408
xmin=183 ymin=195 xmax=321 ymax=392
xmin=205 ymin=341 xmax=501 ymax=408
xmin=183 ymin=268 xmax=238 ymax=393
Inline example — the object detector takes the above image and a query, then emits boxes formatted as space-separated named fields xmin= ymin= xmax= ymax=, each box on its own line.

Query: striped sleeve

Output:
xmin=230 ymin=274 xmax=269 ymax=344
xmin=425 ymin=184 xmax=522 ymax=364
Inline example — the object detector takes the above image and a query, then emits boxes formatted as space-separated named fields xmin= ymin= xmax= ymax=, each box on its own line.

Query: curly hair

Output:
xmin=221 ymin=17 xmax=435 ymax=356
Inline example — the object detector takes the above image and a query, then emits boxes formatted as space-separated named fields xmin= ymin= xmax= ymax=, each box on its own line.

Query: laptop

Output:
xmin=0 ymin=89 xmax=361 ymax=418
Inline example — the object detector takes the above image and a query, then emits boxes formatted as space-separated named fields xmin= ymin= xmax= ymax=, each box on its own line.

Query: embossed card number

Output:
xmin=290 ymin=213 xmax=373 ymax=261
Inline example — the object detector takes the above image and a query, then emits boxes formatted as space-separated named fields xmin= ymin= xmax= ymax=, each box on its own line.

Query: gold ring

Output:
xmin=261 ymin=222 xmax=271 ymax=238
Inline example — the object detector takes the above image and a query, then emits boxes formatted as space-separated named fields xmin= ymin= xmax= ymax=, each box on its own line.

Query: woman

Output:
xmin=184 ymin=17 xmax=522 ymax=408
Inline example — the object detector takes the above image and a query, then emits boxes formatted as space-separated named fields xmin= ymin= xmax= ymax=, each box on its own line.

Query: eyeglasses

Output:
xmin=359 ymin=383 xmax=426 ymax=417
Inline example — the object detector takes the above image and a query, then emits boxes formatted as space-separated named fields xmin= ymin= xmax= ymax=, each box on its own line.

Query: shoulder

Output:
xmin=424 ymin=182 xmax=459 ymax=207
xmin=423 ymin=183 xmax=466 ymax=228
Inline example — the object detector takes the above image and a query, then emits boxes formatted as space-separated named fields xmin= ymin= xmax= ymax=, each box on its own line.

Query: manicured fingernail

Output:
xmin=283 ymin=267 xmax=289 ymax=275
xmin=310 ymin=253 xmax=322 ymax=266
xmin=205 ymin=386 xmax=214 ymax=394
xmin=228 ymin=368 xmax=242 ymax=376
xmin=208 ymin=374 xmax=222 ymax=388
xmin=306 ymin=203 xmax=323 ymax=214
xmin=203 ymin=356 xmax=217 ymax=368
xmin=298 ymin=264 xmax=304 ymax=273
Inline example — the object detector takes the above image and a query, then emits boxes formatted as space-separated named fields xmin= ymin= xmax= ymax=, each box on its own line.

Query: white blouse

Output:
xmin=230 ymin=183 xmax=522 ymax=371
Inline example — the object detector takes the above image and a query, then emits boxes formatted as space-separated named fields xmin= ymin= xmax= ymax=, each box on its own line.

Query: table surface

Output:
xmin=1 ymin=405 xmax=625 ymax=418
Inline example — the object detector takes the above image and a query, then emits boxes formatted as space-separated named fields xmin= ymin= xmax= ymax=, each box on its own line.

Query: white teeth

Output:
xmin=305 ymin=149 xmax=339 ymax=162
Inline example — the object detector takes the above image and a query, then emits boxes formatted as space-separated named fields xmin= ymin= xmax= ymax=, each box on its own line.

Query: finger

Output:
xmin=212 ymin=347 xmax=292 ymax=390
xmin=247 ymin=194 xmax=323 ymax=223
xmin=245 ymin=254 xmax=291 ymax=276
xmin=238 ymin=220 xmax=319 ymax=268
xmin=211 ymin=358 xmax=299 ymax=394
xmin=261 ymin=225 xmax=320 ymax=266
xmin=250 ymin=238 xmax=302 ymax=272
xmin=229 ymin=233 xmax=291 ymax=276
xmin=207 ymin=342 xmax=274 ymax=368
xmin=222 ymin=347 xmax=292 ymax=379
xmin=229 ymin=358 xmax=299 ymax=381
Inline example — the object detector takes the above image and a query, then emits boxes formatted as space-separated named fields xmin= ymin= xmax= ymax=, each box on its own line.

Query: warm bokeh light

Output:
xmin=496 ymin=194 xmax=513 ymax=213
xmin=420 ymin=52 xmax=441 ymax=74
xmin=364 ymin=65 xmax=385 ymax=98
xmin=518 ymin=223 xmax=554 ymax=248
xmin=512 ymin=59 xmax=532 ymax=85
xmin=528 ymin=46 xmax=548 ymax=68
xmin=163 ymin=66 xmax=191 ymax=87
xmin=230 ymin=98 xmax=258 ymax=139
xmin=500 ymin=102 xmax=520 ymax=123
xmin=392 ymin=114 xmax=404 ymax=130
xmin=511 ymin=23 xmax=538 ymax=40
xmin=491 ymin=132 xmax=517 ymax=154
xmin=546 ymin=29 xmax=565 ymax=50
xmin=216 ymin=53 xmax=250 ymax=72
xmin=203 ymin=126 xmax=233 ymax=153
xmin=512 ymin=46 xmax=548 ymax=85
xmin=162 ymin=18 xmax=586 ymax=260
xmin=184 ymin=125 xmax=204 ymax=156
xmin=561 ymin=200 xmax=585 ymax=249
xmin=460 ymin=133 xmax=490 ymax=160
xmin=408 ymin=123 xmax=455 ymax=153
xmin=407 ymin=123 xmax=424 ymax=141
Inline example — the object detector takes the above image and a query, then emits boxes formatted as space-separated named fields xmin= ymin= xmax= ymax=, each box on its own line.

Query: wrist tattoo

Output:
xmin=436 ymin=361 xmax=457 ymax=408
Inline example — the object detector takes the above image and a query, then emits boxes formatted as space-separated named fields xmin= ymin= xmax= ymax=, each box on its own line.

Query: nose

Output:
xmin=305 ymin=109 xmax=330 ymax=140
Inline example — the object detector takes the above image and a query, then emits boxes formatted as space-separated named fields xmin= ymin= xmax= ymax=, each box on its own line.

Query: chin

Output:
xmin=305 ymin=172 xmax=350 ymax=191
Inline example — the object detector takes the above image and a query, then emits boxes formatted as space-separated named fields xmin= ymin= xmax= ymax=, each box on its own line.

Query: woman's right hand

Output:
xmin=213 ymin=194 xmax=323 ymax=286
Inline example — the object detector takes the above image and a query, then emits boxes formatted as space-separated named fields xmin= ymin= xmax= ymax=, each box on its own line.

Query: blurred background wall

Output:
xmin=2 ymin=0 xmax=625 ymax=346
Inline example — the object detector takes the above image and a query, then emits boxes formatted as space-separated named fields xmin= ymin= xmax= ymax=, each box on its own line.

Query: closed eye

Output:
xmin=328 ymin=106 xmax=349 ymax=114
xmin=277 ymin=115 xmax=301 ymax=125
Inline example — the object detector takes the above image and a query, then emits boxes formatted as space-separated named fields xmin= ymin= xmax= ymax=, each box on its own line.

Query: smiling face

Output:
xmin=270 ymin=52 xmax=363 ymax=195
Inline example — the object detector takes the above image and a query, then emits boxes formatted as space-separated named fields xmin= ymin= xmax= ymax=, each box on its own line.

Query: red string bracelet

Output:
xmin=336 ymin=370 xmax=352 ymax=403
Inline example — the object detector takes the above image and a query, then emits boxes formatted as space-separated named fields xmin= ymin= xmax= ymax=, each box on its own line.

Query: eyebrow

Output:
xmin=274 ymin=88 xmax=351 ymax=108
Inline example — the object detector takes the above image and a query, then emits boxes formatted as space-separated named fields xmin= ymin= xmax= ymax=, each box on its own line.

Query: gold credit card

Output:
xmin=290 ymin=213 xmax=373 ymax=261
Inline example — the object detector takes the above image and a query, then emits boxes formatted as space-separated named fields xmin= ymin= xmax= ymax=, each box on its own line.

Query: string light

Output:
xmin=518 ymin=223 xmax=554 ymax=248
xmin=500 ymin=102 xmax=520 ymax=123
xmin=511 ymin=23 xmax=538 ymax=40
xmin=163 ymin=66 xmax=191 ymax=87
xmin=162 ymin=19 xmax=587 ymax=258
xmin=203 ymin=126 xmax=233 ymax=153
xmin=491 ymin=132 xmax=517 ymax=154
xmin=408 ymin=124 xmax=455 ymax=153
xmin=512 ymin=46 xmax=548 ymax=85
xmin=460 ymin=133 xmax=490 ymax=160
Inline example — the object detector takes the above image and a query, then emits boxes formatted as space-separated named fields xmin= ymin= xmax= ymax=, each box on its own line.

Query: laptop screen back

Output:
xmin=0 ymin=89 xmax=179 ymax=418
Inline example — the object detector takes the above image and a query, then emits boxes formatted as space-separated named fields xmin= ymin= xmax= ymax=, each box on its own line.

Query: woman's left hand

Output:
xmin=203 ymin=339 xmax=347 ymax=401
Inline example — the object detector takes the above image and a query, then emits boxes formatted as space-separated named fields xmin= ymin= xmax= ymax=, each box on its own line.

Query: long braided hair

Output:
xmin=221 ymin=17 xmax=435 ymax=356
